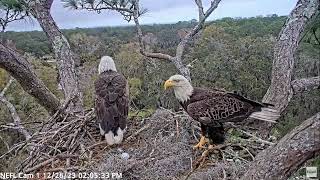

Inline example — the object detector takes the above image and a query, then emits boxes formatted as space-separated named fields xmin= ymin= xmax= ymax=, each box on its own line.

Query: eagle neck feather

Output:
xmin=174 ymin=84 xmax=194 ymax=103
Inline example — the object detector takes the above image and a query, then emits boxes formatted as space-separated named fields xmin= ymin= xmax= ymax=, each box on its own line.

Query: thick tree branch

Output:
xmin=0 ymin=43 xmax=60 ymax=114
xmin=241 ymin=112 xmax=320 ymax=180
xmin=254 ymin=0 xmax=319 ymax=138
xmin=262 ymin=0 xmax=319 ymax=113
xmin=0 ymin=77 xmax=31 ymax=141
xmin=292 ymin=76 xmax=320 ymax=94
xmin=25 ymin=0 xmax=83 ymax=112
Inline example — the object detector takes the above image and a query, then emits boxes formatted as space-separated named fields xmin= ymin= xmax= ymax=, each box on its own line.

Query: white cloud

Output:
xmin=5 ymin=0 xmax=297 ymax=31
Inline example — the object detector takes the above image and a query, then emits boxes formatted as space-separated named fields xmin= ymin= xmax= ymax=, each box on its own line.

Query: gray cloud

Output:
xmin=6 ymin=0 xmax=297 ymax=31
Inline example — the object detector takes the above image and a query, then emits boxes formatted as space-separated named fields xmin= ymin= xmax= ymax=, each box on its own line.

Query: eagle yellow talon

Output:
xmin=193 ymin=136 xmax=208 ymax=149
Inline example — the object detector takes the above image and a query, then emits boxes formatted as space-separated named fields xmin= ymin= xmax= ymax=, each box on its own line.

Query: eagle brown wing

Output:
xmin=95 ymin=71 xmax=129 ymax=135
xmin=186 ymin=88 xmax=259 ymax=125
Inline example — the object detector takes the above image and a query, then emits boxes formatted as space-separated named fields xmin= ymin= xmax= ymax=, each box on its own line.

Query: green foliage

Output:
xmin=128 ymin=78 xmax=142 ymax=102
xmin=128 ymin=108 xmax=155 ymax=120
xmin=0 ymin=0 xmax=24 ymax=11
xmin=191 ymin=25 xmax=274 ymax=100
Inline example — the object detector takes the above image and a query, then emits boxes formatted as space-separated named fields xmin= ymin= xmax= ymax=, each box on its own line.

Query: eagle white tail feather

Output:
xmin=104 ymin=128 xmax=124 ymax=145
xmin=249 ymin=107 xmax=280 ymax=123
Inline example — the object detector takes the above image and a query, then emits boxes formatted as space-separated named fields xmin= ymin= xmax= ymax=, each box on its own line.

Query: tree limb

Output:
xmin=0 ymin=43 xmax=60 ymax=114
xmin=0 ymin=76 xmax=14 ymax=96
xmin=292 ymin=76 xmax=320 ymax=94
xmin=0 ymin=77 xmax=31 ymax=141
xmin=254 ymin=0 xmax=319 ymax=138
xmin=241 ymin=112 xmax=320 ymax=180
xmin=262 ymin=0 xmax=319 ymax=113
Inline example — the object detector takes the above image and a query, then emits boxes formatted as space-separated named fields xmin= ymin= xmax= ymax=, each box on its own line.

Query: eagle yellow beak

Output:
xmin=164 ymin=80 xmax=174 ymax=90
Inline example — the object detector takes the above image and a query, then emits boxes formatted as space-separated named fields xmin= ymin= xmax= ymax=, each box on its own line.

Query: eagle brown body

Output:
xmin=164 ymin=75 xmax=279 ymax=147
xmin=95 ymin=56 xmax=129 ymax=145
xmin=180 ymin=87 xmax=267 ymax=144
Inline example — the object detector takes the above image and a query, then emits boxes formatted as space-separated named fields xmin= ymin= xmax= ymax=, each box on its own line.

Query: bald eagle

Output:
xmin=95 ymin=56 xmax=129 ymax=145
xmin=164 ymin=75 xmax=279 ymax=148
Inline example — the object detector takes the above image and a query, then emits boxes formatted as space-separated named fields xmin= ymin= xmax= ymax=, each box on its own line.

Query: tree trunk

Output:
xmin=27 ymin=0 xmax=83 ymax=112
xmin=240 ymin=112 xmax=320 ymax=180
xmin=256 ymin=0 xmax=319 ymax=138
xmin=0 ymin=44 xmax=60 ymax=114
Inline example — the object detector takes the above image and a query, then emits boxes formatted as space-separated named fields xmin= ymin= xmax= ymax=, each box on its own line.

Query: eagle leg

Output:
xmin=193 ymin=136 xmax=209 ymax=149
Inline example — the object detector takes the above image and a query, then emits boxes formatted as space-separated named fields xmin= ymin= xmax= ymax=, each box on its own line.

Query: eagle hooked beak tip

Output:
xmin=164 ymin=80 xmax=174 ymax=90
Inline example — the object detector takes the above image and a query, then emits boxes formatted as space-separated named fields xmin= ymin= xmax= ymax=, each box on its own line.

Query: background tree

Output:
xmin=0 ymin=0 xmax=28 ymax=36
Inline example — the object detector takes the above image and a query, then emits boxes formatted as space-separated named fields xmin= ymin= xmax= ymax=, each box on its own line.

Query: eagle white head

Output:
xmin=98 ymin=56 xmax=117 ymax=74
xmin=164 ymin=75 xmax=194 ymax=102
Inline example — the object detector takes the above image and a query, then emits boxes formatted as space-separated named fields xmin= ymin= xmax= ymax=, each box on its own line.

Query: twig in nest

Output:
xmin=45 ymin=166 xmax=83 ymax=172
xmin=193 ymin=144 xmax=230 ymax=169
xmin=0 ymin=142 xmax=24 ymax=159
xmin=24 ymin=154 xmax=79 ymax=173
xmin=222 ymin=150 xmax=249 ymax=163
xmin=183 ymin=157 xmax=195 ymax=180
xmin=175 ymin=119 xmax=180 ymax=137
xmin=0 ymin=134 xmax=9 ymax=151
xmin=125 ymin=123 xmax=151 ymax=142
xmin=228 ymin=123 xmax=274 ymax=146
xmin=240 ymin=129 xmax=274 ymax=145
xmin=238 ymin=144 xmax=255 ymax=160
xmin=222 ymin=166 xmax=227 ymax=180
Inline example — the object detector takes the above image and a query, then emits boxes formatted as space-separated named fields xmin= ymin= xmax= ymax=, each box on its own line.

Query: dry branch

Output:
xmin=291 ymin=76 xmax=320 ymax=94
xmin=256 ymin=0 xmax=320 ymax=138
xmin=241 ymin=112 xmax=320 ymax=180
xmin=0 ymin=77 xmax=31 ymax=141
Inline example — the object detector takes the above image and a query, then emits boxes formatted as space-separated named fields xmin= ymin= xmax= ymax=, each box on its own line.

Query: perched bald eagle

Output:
xmin=95 ymin=56 xmax=129 ymax=145
xmin=164 ymin=75 xmax=279 ymax=148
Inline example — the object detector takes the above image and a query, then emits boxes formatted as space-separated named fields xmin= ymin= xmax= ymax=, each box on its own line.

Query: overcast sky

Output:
xmin=6 ymin=0 xmax=297 ymax=32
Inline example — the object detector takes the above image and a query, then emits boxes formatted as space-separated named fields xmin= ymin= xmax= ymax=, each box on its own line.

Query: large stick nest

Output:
xmin=1 ymin=108 xmax=275 ymax=179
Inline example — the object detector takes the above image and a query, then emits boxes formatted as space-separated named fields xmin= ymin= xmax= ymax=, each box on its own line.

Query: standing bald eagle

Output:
xmin=95 ymin=56 xmax=129 ymax=145
xmin=164 ymin=75 xmax=279 ymax=148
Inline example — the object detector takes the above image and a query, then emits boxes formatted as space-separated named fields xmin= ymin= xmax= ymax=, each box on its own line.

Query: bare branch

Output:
xmin=176 ymin=0 xmax=221 ymax=60
xmin=0 ymin=76 xmax=14 ymax=96
xmin=241 ymin=112 xmax=320 ymax=180
xmin=195 ymin=0 xmax=205 ymax=22
xmin=291 ymin=76 xmax=320 ymax=94
xmin=0 ymin=77 xmax=31 ymax=141
xmin=132 ymin=0 xmax=172 ymax=61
